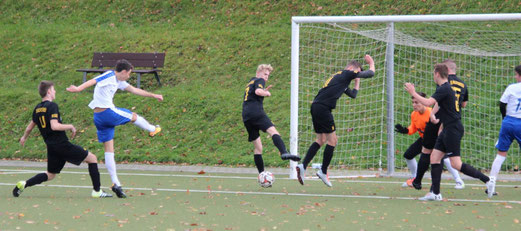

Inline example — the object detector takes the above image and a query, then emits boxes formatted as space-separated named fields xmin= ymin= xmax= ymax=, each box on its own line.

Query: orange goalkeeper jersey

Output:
xmin=408 ymin=107 xmax=432 ymax=138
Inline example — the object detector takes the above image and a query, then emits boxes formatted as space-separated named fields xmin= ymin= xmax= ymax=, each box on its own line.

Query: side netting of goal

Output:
xmin=290 ymin=15 xmax=521 ymax=178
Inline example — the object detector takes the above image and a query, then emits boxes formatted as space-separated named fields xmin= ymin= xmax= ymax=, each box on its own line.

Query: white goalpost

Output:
xmin=290 ymin=14 xmax=521 ymax=179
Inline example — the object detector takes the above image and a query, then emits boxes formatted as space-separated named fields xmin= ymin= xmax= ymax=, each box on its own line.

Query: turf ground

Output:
xmin=2 ymin=166 xmax=521 ymax=231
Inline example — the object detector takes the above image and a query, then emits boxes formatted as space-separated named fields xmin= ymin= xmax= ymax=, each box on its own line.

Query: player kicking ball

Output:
xmin=297 ymin=55 xmax=375 ymax=187
xmin=487 ymin=65 xmax=521 ymax=197
xmin=405 ymin=64 xmax=492 ymax=201
xmin=14 ymin=81 xmax=112 ymax=198
xmin=242 ymin=64 xmax=301 ymax=180
xmin=66 ymin=59 xmax=162 ymax=198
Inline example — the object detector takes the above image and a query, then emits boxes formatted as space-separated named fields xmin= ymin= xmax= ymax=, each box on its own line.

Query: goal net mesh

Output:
xmin=296 ymin=21 xmax=521 ymax=176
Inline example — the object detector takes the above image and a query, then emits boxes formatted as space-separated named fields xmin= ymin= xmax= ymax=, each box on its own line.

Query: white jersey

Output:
xmin=499 ymin=82 xmax=521 ymax=119
xmin=88 ymin=71 xmax=130 ymax=109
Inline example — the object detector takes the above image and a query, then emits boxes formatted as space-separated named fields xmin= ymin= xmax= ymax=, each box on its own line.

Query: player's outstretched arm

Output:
xmin=404 ymin=83 xmax=436 ymax=107
xmin=50 ymin=120 xmax=77 ymax=139
xmin=66 ymin=79 xmax=97 ymax=93
xmin=19 ymin=121 xmax=36 ymax=147
xmin=124 ymin=85 xmax=163 ymax=101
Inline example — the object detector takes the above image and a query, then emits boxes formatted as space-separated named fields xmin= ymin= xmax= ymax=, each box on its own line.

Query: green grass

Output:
xmin=2 ymin=166 xmax=521 ymax=230
xmin=2 ymin=0 xmax=521 ymax=168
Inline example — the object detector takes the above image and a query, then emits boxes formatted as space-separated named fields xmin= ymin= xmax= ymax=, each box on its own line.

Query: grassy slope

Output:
xmin=1 ymin=0 xmax=520 ymax=167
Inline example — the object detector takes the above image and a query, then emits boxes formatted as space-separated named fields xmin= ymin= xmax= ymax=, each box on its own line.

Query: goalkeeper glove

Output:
xmin=394 ymin=124 xmax=408 ymax=134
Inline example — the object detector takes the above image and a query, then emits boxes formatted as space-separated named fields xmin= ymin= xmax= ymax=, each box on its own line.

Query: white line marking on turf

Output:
xmin=2 ymin=169 xmax=519 ymax=188
xmin=1 ymin=182 xmax=520 ymax=204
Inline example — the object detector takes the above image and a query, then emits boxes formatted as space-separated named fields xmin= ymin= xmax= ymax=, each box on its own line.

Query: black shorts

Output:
xmin=404 ymin=137 xmax=423 ymax=160
xmin=243 ymin=114 xmax=274 ymax=142
xmin=434 ymin=122 xmax=464 ymax=157
xmin=47 ymin=141 xmax=89 ymax=174
xmin=422 ymin=122 xmax=440 ymax=150
xmin=311 ymin=103 xmax=335 ymax=134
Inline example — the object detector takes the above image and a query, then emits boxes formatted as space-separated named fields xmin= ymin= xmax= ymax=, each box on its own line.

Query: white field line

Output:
xmin=0 ymin=182 xmax=520 ymax=204
xmin=1 ymin=169 xmax=519 ymax=188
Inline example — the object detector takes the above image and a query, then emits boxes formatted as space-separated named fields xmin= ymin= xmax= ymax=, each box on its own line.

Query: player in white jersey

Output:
xmin=66 ymin=59 xmax=163 ymax=198
xmin=486 ymin=65 xmax=521 ymax=198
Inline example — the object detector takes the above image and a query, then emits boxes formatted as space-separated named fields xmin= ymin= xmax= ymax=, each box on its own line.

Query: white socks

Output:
xmin=490 ymin=154 xmax=506 ymax=178
xmin=104 ymin=152 xmax=121 ymax=186
xmin=443 ymin=157 xmax=463 ymax=182
xmin=133 ymin=115 xmax=155 ymax=132
xmin=405 ymin=158 xmax=417 ymax=178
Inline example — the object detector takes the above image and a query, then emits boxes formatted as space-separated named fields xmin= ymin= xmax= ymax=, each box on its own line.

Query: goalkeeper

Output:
xmin=395 ymin=92 xmax=464 ymax=189
xmin=296 ymin=55 xmax=375 ymax=187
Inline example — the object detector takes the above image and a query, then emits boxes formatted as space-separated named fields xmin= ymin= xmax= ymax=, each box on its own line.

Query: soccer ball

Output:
xmin=258 ymin=171 xmax=275 ymax=188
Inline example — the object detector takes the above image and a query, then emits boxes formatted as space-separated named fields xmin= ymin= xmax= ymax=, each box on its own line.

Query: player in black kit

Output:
xmin=242 ymin=64 xmax=300 ymax=176
xmin=13 ymin=81 xmax=112 ymax=198
xmin=296 ymin=55 xmax=375 ymax=187
xmin=405 ymin=64 xmax=492 ymax=201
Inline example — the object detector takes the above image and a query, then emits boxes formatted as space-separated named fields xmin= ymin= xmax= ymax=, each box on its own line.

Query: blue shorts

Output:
xmin=93 ymin=107 xmax=133 ymax=143
xmin=495 ymin=116 xmax=521 ymax=152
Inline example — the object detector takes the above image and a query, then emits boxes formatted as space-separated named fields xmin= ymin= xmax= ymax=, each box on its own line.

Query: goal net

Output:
xmin=290 ymin=14 xmax=521 ymax=178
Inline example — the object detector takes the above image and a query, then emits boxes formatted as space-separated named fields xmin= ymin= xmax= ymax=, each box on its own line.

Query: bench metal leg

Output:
xmin=137 ymin=73 xmax=141 ymax=89
xmin=82 ymin=72 xmax=87 ymax=83
xmin=154 ymin=72 xmax=162 ymax=86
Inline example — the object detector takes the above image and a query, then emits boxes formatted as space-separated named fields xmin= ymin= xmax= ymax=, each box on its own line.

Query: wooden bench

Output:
xmin=77 ymin=52 xmax=165 ymax=88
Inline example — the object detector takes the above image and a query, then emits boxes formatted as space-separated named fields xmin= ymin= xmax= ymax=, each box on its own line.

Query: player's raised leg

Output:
xmin=266 ymin=126 xmax=300 ymax=161
xmin=131 ymin=112 xmax=161 ymax=137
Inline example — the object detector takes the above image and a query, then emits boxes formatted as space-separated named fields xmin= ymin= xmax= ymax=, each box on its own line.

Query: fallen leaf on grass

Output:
xmin=198 ymin=170 xmax=206 ymax=174
xmin=514 ymin=219 xmax=519 ymax=224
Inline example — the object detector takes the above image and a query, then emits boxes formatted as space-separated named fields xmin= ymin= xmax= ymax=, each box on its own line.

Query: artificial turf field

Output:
xmin=1 ymin=166 xmax=521 ymax=231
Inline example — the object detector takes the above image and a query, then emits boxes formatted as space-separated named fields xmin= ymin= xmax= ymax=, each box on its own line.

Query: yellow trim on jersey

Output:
xmin=35 ymin=107 xmax=47 ymax=113
xmin=51 ymin=114 xmax=58 ymax=118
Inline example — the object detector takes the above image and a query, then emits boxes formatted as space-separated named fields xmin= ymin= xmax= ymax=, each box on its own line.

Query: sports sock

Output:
xmin=254 ymin=154 xmax=264 ymax=173
xmin=443 ymin=157 xmax=462 ymax=182
xmin=26 ymin=173 xmax=49 ymax=187
xmin=460 ymin=163 xmax=490 ymax=183
xmin=302 ymin=142 xmax=321 ymax=169
xmin=104 ymin=152 xmax=121 ymax=186
xmin=431 ymin=163 xmax=442 ymax=195
xmin=405 ymin=158 xmax=417 ymax=178
xmin=133 ymin=115 xmax=156 ymax=132
xmin=413 ymin=153 xmax=430 ymax=184
xmin=321 ymin=145 xmax=335 ymax=174
xmin=490 ymin=154 xmax=506 ymax=178
xmin=88 ymin=163 xmax=101 ymax=191
xmin=271 ymin=134 xmax=288 ymax=155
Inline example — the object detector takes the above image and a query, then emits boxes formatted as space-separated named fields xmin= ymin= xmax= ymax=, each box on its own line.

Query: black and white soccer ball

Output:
xmin=258 ymin=171 xmax=274 ymax=188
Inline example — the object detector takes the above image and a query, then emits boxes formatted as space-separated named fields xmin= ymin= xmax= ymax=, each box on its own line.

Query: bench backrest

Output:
xmin=91 ymin=52 xmax=165 ymax=69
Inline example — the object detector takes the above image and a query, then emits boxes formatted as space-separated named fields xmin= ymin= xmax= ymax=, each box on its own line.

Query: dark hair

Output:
xmin=38 ymin=80 xmax=54 ymax=98
xmin=412 ymin=91 xmax=426 ymax=99
xmin=515 ymin=65 xmax=521 ymax=76
xmin=346 ymin=60 xmax=362 ymax=70
xmin=115 ymin=59 xmax=134 ymax=72
xmin=434 ymin=64 xmax=448 ymax=79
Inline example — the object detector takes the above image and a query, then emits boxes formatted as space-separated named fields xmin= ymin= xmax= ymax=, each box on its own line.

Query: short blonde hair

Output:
xmin=442 ymin=59 xmax=457 ymax=72
xmin=257 ymin=64 xmax=273 ymax=73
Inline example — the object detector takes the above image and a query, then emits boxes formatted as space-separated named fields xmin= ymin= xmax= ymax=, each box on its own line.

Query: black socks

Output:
xmin=26 ymin=173 xmax=48 ymax=187
xmin=321 ymin=145 xmax=335 ymax=174
xmin=460 ymin=163 xmax=490 ymax=183
xmin=88 ymin=163 xmax=101 ymax=191
xmin=271 ymin=134 xmax=288 ymax=154
xmin=302 ymin=142 xmax=321 ymax=169
xmin=254 ymin=154 xmax=264 ymax=173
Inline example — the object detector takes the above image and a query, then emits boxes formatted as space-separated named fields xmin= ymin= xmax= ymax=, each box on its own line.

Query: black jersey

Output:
xmin=448 ymin=74 xmax=468 ymax=112
xmin=32 ymin=101 xmax=68 ymax=145
xmin=242 ymin=77 xmax=267 ymax=121
xmin=431 ymin=82 xmax=461 ymax=125
xmin=313 ymin=69 xmax=374 ymax=109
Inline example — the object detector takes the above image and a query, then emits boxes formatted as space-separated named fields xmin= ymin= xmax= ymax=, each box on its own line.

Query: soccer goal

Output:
xmin=290 ymin=14 xmax=521 ymax=179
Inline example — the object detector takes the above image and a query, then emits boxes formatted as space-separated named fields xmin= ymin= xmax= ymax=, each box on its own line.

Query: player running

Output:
xmin=487 ymin=65 xmax=521 ymax=197
xmin=14 ymin=81 xmax=112 ymax=198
